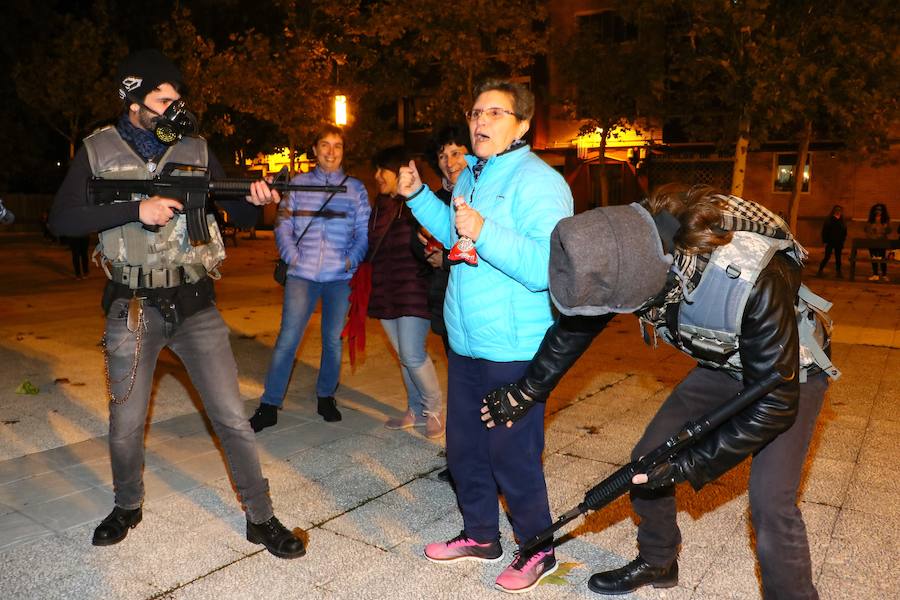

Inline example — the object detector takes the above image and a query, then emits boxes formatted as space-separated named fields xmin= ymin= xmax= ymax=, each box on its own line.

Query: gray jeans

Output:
xmin=104 ymin=298 xmax=273 ymax=523
xmin=631 ymin=366 xmax=827 ymax=600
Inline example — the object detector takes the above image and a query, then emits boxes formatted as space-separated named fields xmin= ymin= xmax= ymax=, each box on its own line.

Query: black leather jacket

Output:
xmin=520 ymin=252 xmax=802 ymax=490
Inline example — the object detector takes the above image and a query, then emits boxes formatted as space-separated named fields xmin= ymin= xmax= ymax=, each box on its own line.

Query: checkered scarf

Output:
xmin=651 ymin=194 xmax=806 ymax=312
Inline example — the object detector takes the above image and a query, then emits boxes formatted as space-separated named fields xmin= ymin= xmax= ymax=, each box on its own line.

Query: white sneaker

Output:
xmin=868 ymin=274 xmax=881 ymax=281
xmin=882 ymin=275 xmax=890 ymax=282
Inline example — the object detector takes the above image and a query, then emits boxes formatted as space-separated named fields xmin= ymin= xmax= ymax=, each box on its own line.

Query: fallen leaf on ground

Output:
xmin=15 ymin=380 xmax=39 ymax=395
xmin=541 ymin=561 xmax=582 ymax=586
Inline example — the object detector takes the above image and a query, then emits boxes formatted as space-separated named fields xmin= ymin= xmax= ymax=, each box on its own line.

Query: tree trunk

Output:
xmin=598 ymin=128 xmax=611 ymax=207
xmin=730 ymin=111 xmax=750 ymax=196
xmin=288 ymin=141 xmax=297 ymax=177
xmin=788 ymin=120 xmax=812 ymax=233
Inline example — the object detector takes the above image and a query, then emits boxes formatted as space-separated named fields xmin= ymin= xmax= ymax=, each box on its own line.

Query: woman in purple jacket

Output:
xmin=370 ymin=145 xmax=444 ymax=439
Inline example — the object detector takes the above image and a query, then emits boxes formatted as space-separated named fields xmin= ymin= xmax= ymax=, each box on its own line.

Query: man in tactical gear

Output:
xmin=50 ymin=49 xmax=305 ymax=559
xmin=480 ymin=185 xmax=838 ymax=599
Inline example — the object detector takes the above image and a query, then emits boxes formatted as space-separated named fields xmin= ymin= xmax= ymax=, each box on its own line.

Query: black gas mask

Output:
xmin=151 ymin=99 xmax=198 ymax=145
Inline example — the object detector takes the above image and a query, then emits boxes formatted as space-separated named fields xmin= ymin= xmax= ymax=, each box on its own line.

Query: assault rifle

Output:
xmin=519 ymin=369 xmax=790 ymax=556
xmin=88 ymin=164 xmax=347 ymax=244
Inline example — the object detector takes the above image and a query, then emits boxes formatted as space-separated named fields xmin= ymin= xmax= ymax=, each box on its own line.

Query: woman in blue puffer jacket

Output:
xmin=399 ymin=80 xmax=573 ymax=593
xmin=249 ymin=124 xmax=370 ymax=431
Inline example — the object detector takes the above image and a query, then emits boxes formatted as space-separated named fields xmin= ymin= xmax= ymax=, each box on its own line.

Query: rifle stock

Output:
xmin=518 ymin=369 xmax=789 ymax=556
xmin=88 ymin=164 xmax=346 ymax=244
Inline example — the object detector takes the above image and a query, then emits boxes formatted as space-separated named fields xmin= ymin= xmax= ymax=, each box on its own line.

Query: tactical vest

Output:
xmin=85 ymin=126 xmax=226 ymax=289
xmin=644 ymin=231 xmax=840 ymax=383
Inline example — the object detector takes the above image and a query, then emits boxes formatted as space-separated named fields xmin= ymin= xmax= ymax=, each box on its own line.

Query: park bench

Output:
xmin=847 ymin=238 xmax=900 ymax=281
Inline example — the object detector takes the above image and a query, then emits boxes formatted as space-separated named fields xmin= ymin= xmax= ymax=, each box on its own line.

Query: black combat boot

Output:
xmin=92 ymin=506 xmax=142 ymax=546
xmin=249 ymin=403 xmax=278 ymax=432
xmin=317 ymin=396 xmax=342 ymax=422
xmin=247 ymin=516 xmax=306 ymax=559
xmin=587 ymin=556 xmax=678 ymax=595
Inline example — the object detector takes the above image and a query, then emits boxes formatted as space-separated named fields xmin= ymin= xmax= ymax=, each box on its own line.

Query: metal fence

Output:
xmin=648 ymin=158 xmax=734 ymax=192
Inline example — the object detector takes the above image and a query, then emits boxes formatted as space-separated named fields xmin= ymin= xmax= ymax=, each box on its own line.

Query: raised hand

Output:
xmin=398 ymin=160 xmax=423 ymax=198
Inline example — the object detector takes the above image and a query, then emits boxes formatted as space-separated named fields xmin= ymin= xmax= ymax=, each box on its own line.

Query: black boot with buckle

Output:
xmin=249 ymin=403 xmax=278 ymax=432
xmin=247 ymin=516 xmax=306 ymax=559
xmin=587 ymin=556 xmax=678 ymax=595
xmin=92 ymin=506 xmax=143 ymax=546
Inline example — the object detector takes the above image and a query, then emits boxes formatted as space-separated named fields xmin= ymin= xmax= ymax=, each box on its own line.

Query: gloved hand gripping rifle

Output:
xmin=518 ymin=368 xmax=790 ymax=556
xmin=88 ymin=164 xmax=347 ymax=244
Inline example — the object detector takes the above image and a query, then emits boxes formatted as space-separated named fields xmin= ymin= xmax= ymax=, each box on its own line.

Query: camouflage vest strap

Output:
xmin=797 ymin=284 xmax=841 ymax=382
xmin=109 ymin=264 xmax=209 ymax=290
xmin=661 ymin=231 xmax=838 ymax=381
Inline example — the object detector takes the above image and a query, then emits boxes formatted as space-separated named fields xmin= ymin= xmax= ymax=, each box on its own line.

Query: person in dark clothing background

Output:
xmin=816 ymin=204 xmax=847 ymax=278
xmin=865 ymin=202 xmax=891 ymax=281
xmin=49 ymin=49 xmax=305 ymax=560
xmin=67 ymin=235 xmax=91 ymax=279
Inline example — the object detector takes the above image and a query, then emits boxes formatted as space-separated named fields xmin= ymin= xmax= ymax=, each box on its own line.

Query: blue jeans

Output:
xmin=261 ymin=277 xmax=351 ymax=406
xmin=380 ymin=316 xmax=443 ymax=416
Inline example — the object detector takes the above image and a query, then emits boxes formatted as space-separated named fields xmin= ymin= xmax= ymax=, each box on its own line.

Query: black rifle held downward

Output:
xmin=518 ymin=368 xmax=790 ymax=556
xmin=88 ymin=164 xmax=347 ymax=244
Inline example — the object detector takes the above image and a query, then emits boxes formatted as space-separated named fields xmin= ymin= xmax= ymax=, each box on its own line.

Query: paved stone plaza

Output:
xmin=1 ymin=232 xmax=898 ymax=599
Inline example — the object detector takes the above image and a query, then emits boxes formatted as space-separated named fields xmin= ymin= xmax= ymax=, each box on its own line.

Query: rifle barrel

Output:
xmin=209 ymin=180 xmax=346 ymax=195
xmin=88 ymin=178 xmax=347 ymax=200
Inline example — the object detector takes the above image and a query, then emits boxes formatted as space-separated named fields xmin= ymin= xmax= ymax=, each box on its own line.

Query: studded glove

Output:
xmin=482 ymin=382 xmax=537 ymax=427
xmin=639 ymin=461 xmax=686 ymax=491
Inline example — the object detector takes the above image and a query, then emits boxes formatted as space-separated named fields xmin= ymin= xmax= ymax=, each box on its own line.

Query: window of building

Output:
xmin=773 ymin=153 xmax=810 ymax=193
xmin=577 ymin=11 xmax=637 ymax=44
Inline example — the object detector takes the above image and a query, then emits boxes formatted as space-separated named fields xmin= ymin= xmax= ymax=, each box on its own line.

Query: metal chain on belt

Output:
xmin=102 ymin=298 xmax=145 ymax=404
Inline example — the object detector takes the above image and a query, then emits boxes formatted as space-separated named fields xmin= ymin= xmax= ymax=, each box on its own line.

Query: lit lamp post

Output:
xmin=334 ymin=94 xmax=348 ymax=126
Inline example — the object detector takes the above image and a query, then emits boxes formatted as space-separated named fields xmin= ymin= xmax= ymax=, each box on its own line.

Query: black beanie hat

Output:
xmin=117 ymin=49 xmax=183 ymax=103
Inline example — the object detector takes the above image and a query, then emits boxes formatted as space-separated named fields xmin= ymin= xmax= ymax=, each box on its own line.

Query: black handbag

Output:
xmin=273 ymin=258 xmax=288 ymax=285
xmin=273 ymin=174 xmax=350 ymax=286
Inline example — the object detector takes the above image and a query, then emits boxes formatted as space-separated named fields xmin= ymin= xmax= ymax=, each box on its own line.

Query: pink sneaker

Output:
xmin=385 ymin=410 xmax=417 ymax=430
xmin=423 ymin=412 xmax=444 ymax=439
xmin=495 ymin=549 xmax=558 ymax=593
xmin=424 ymin=531 xmax=503 ymax=563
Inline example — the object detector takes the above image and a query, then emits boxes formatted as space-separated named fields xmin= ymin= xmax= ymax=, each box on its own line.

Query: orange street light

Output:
xmin=334 ymin=95 xmax=348 ymax=126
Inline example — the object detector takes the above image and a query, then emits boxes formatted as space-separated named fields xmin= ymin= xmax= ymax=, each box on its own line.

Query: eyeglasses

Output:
xmin=465 ymin=107 xmax=518 ymax=121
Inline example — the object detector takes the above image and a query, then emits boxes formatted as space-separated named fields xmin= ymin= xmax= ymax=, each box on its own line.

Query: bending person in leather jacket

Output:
xmin=481 ymin=184 xmax=834 ymax=600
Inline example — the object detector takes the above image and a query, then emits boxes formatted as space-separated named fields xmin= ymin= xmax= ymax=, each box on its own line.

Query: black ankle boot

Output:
xmin=587 ymin=556 xmax=678 ymax=595
xmin=247 ymin=516 xmax=306 ymax=559
xmin=92 ymin=506 xmax=142 ymax=546
xmin=249 ymin=403 xmax=278 ymax=432
xmin=317 ymin=396 xmax=342 ymax=422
